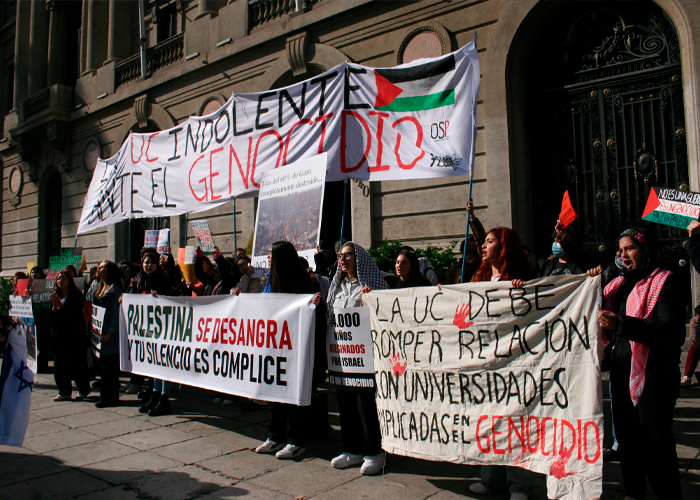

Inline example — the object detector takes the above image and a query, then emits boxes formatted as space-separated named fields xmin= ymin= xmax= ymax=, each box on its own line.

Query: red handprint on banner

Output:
xmin=549 ymin=448 xmax=577 ymax=479
xmin=390 ymin=352 xmax=407 ymax=377
xmin=453 ymin=303 xmax=474 ymax=329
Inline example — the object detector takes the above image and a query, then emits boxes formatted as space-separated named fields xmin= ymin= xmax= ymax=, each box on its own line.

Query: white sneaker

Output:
xmin=254 ymin=438 xmax=284 ymax=454
xmin=53 ymin=394 xmax=72 ymax=402
xmin=275 ymin=443 xmax=306 ymax=459
xmin=469 ymin=482 xmax=490 ymax=494
xmin=680 ymin=375 xmax=692 ymax=387
xmin=125 ymin=383 xmax=141 ymax=394
xmin=360 ymin=452 xmax=386 ymax=475
xmin=222 ymin=399 xmax=234 ymax=406
xmin=212 ymin=397 xmax=223 ymax=404
xmin=510 ymin=493 xmax=528 ymax=500
xmin=331 ymin=452 xmax=364 ymax=469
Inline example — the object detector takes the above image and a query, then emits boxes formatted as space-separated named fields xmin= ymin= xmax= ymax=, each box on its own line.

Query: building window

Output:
xmin=157 ymin=3 xmax=179 ymax=43
xmin=42 ymin=171 xmax=63 ymax=266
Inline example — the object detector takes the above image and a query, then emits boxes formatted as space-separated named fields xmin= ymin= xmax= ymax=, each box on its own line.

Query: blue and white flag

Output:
xmin=0 ymin=323 xmax=34 ymax=447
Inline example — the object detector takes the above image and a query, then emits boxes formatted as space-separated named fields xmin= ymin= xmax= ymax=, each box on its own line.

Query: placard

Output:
xmin=9 ymin=296 xmax=37 ymax=374
xmin=91 ymin=305 xmax=105 ymax=357
xmin=252 ymin=154 xmax=327 ymax=270
xmin=191 ymin=221 xmax=215 ymax=253
xmin=327 ymin=307 xmax=375 ymax=391
xmin=642 ymin=186 xmax=700 ymax=229
xmin=46 ymin=248 xmax=82 ymax=279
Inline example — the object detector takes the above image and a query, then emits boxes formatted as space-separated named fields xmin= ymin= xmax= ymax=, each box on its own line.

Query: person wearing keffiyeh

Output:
xmin=327 ymin=242 xmax=389 ymax=475
xmin=594 ymin=225 xmax=685 ymax=499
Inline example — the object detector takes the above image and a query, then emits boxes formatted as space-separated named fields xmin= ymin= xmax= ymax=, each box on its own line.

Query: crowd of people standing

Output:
xmin=13 ymin=200 xmax=696 ymax=500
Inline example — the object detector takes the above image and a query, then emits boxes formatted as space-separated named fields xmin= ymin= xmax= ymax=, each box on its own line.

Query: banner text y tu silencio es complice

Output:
xmin=119 ymin=293 xmax=317 ymax=405
xmin=78 ymin=42 xmax=479 ymax=234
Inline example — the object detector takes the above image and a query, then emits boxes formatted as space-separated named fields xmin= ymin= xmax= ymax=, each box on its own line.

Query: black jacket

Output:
xmin=688 ymin=234 xmax=700 ymax=274
xmin=607 ymin=270 xmax=686 ymax=377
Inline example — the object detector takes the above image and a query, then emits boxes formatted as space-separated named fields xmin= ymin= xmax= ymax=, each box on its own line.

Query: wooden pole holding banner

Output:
xmin=233 ymin=198 xmax=238 ymax=255
xmin=339 ymin=179 xmax=349 ymax=248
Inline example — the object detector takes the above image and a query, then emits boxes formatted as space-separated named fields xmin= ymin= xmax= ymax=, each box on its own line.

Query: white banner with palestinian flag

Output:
xmin=78 ymin=41 xmax=480 ymax=234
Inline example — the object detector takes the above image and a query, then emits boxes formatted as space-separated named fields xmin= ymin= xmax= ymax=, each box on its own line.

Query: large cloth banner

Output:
xmin=119 ymin=293 xmax=317 ymax=405
xmin=78 ymin=42 xmax=480 ymax=234
xmin=364 ymin=276 xmax=603 ymax=500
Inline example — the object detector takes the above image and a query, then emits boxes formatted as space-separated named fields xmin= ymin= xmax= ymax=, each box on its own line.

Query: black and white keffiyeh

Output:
xmin=326 ymin=241 xmax=388 ymax=310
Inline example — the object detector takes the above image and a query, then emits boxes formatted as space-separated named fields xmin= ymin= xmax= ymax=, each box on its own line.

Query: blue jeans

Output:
xmin=153 ymin=378 xmax=171 ymax=396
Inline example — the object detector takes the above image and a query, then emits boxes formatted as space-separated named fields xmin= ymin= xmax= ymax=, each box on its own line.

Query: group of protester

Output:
xmin=16 ymin=200 xmax=695 ymax=500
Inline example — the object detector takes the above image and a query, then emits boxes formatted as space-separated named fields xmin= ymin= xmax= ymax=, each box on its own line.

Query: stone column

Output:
xmin=12 ymin=0 xmax=31 ymax=108
xmin=47 ymin=0 xmax=67 ymax=86
xmin=27 ymin=0 xmax=50 ymax=96
xmin=79 ymin=0 xmax=89 ymax=75
xmin=83 ymin=0 xmax=109 ymax=75
xmin=195 ymin=0 xmax=215 ymax=20
xmin=105 ymin=0 xmax=132 ymax=64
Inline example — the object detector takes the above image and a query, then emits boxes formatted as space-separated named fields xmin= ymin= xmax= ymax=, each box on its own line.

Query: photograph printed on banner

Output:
xmin=252 ymin=154 xmax=327 ymax=270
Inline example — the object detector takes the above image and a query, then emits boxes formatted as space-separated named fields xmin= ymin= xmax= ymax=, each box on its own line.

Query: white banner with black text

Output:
xmin=78 ymin=42 xmax=479 ymax=234
xmin=119 ymin=293 xmax=317 ymax=405
xmin=364 ymin=276 xmax=603 ymax=500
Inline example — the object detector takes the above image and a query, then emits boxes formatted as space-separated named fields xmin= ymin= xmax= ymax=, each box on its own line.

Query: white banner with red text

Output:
xmin=364 ymin=275 xmax=603 ymax=500
xmin=119 ymin=293 xmax=317 ymax=405
xmin=77 ymin=41 xmax=479 ymax=234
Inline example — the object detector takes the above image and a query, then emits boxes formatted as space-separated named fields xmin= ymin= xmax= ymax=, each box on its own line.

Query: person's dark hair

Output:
xmin=319 ymin=240 xmax=332 ymax=251
xmin=270 ymin=241 xmax=315 ymax=294
xmin=65 ymin=265 xmax=78 ymax=277
xmin=30 ymin=266 xmax=46 ymax=279
xmin=53 ymin=270 xmax=82 ymax=298
xmin=694 ymin=305 xmax=700 ymax=316
xmin=236 ymin=256 xmax=251 ymax=265
xmin=334 ymin=240 xmax=342 ymax=253
xmin=474 ymin=227 xmax=535 ymax=282
xmin=618 ymin=224 xmax=663 ymax=277
xmin=299 ymin=257 xmax=310 ymax=269
xmin=397 ymin=249 xmax=429 ymax=284
xmin=100 ymin=260 xmax=122 ymax=287
xmin=141 ymin=249 xmax=160 ymax=265
xmin=14 ymin=271 xmax=27 ymax=280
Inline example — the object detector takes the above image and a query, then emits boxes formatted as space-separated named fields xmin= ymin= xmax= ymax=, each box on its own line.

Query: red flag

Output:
xmin=559 ymin=191 xmax=577 ymax=226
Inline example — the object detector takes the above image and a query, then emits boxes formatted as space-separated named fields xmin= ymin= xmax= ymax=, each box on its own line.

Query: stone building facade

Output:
xmin=1 ymin=0 xmax=699 ymax=275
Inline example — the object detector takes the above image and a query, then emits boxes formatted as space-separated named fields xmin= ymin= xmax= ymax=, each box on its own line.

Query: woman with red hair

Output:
xmin=470 ymin=227 xmax=536 ymax=500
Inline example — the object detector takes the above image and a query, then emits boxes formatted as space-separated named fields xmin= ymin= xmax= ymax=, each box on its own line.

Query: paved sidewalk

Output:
xmin=1 ymin=372 xmax=698 ymax=500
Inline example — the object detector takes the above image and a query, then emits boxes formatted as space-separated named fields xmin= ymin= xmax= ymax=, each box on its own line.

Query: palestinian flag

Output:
xmin=375 ymin=55 xmax=456 ymax=112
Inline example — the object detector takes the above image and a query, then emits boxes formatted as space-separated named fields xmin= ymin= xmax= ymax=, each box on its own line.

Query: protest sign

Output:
xmin=30 ymin=279 xmax=54 ymax=325
xmin=46 ymin=248 xmax=83 ymax=279
xmin=14 ymin=279 xmax=29 ymax=297
xmin=185 ymin=246 xmax=196 ymax=263
xmin=119 ymin=293 xmax=317 ymax=405
xmin=252 ymin=154 xmax=327 ymax=270
xmin=559 ymin=191 xmax=577 ymax=226
xmin=327 ymin=307 xmax=375 ymax=391
xmin=9 ymin=296 xmax=37 ymax=374
xmin=26 ymin=262 xmax=37 ymax=275
xmin=91 ymin=305 xmax=105 ymax=357
xmin=364 ymin=276 xmax=603 ymax=500
xmin=145 ymin=230 xmax=159 ymax=249
xmin=642 ymin=186 xmax=700 ymax=229
xmin=77 ymin=42 xmax=480 ymax=234
xmin=145 ymin=229 xmax=171 ymax=254
xmin=191 ymin=221 xmax=215 ymax=253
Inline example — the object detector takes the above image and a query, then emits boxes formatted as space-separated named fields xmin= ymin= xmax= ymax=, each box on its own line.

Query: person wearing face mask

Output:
xmin=588 ymin=225 xmax=685 ymax=499
xmin=537 ymin=219 xmax=582 ymax=277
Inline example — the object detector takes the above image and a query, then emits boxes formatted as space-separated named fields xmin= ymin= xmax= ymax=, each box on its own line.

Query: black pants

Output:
xmin=611 ymin=368 xmax=682 ymax=499
xmin=99 ymin=354 xmax=120 ymax=405
xmin=268 ymin=402 xmax=310 ymax=446
xmin=336 ymin=389 xmax=382 ymax=456
xmin=54 ymin=347 xmax=90 ymax=396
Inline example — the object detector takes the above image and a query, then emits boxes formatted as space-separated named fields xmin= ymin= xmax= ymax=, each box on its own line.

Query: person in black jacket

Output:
xmin=253 ymin=240 xmax=326 ymax=460
xmin=50 ymin=271 xmax=91 ymax=401
xmin=392 ymin=249 xmax=430 ymax=288
xmin=593 ymin=225 xmax=685 ymax=499
xmin=127 ymin=249 xmax=178 ymax=416
xmin=194 ymin=246 xmax=240 ymax=295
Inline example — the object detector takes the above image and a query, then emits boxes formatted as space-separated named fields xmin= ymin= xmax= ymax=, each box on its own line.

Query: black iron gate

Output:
xmin=528 ymin=3 xmax=688 ymax=270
